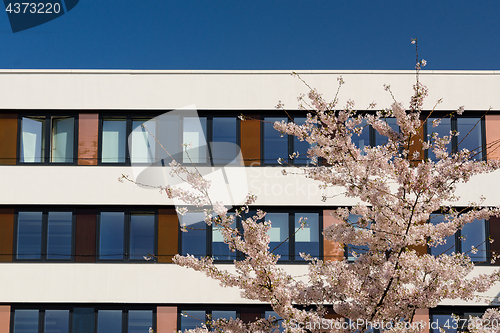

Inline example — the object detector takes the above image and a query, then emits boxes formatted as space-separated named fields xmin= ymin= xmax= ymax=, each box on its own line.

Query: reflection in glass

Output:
xmin=293 ymin=117 xmax=314 ymax=165
xmin=102 ymin=119 xmax=127 ymax=163
xmin=180 ymin=310 xmax=206 ymax=331
xmin=181 ymin=213 xmax=207 ymax=257
xmin=99 ymin=212 xmax=125 ymax=260
xmin=429 ymin=214 xmax=455 ymax=257
xmin=17 ymin=211 xmax=43 ymax=260
xmin=427 ymin=117 xmax=452 ymax=161
xmin=267 ymin=213 xmax=289 ymax=260
xmin=212 ymin=214 xmax=236 ymax=261
xmin=97 ymin=310 xmax=122 ymax=333
xmin=375 ymin=117 xmax=399 ymax=146
xmin=131 ymin=119 xmax=156 ymax=164
xmin=45 ymin=310 xmax=69 ymax=333
xmin=21 ymin=117 xmax=45 ymax=163
xmin=294 ymin=213 xmax=319 ymax=260
xmin=130 ymin=213 xmax=155 ymax=260
xmin=183 ymin=117 xmax=208 ymax=163
xmin=347 ymin=214 xmax=369 ymax=261
xmin=457 ymin=117 xmax=482 ymax=159
xmin=212 ymin=117 xmax=238 ymax=164
xmin=462 ymin=218 xmax=487 ymax=262
xmin=128 ymin=310 xmax=153 ymax=333
xmin=263 ymin=117 xmax=288 ymax=164
xmin=13 ymin=309 xmax=39 ymax=333
xmin=47 ymin=212 xmax=73 ymax=260
xmin=51 ymin=117 xmax=74 ymax=163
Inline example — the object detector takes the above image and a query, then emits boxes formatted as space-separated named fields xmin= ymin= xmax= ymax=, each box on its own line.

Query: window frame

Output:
xmin=13 ymin=208 xmax=76 ymax=262
xmin=178 ymin=208 xmax=323 ymax=263
xmin=17 ymin=113 xmax=78 ymax=165
xmin=96 ymin=208 xmax=158 ymax=263
xmin=424 ymin=113 xmax=486 ymax=161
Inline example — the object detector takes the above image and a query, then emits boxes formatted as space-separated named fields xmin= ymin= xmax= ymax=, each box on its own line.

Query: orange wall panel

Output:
xmin=0 ymin=306 xmax=9 ymax=333
xmin=323 ymin=210 xmax=344 ymax=261
xmin=413 ymin=308 xmax=429 ymax=333
xmin=240 ymin=113 xmax=261 ymax=166
xmin=485 ymin=114 xmax=500 ymax=160
xmin=0 ymin=113 xmax=17 ymax=165
xmin=0 ymin=209 xmax=14 ymax=262
xmin=158 ymin=209 xmax=179 ymax=263
xmin=157 ymin=306 xmax=177 ymax=333
xmin=78 ymin=113 xmax=99 ymax=165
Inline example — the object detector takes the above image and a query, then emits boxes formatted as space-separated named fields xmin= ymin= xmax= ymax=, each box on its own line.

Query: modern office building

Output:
xmin=0 ymin=70 xmax=500 ymax=332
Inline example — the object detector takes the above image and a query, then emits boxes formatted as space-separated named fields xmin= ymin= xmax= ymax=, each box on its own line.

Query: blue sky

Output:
xmin=0 ymin=1 xmax=498 ymax=70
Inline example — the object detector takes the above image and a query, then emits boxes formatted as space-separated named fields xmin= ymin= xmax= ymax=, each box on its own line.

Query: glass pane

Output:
xmin=263 ymin=117 xmax=288 ymax=164
xmin=347 ymin=214 xmax=369 ymax=261
xmin=97 ymin=310 xmax=122 ymax=333
xmin=99 ymin=212 xmax=125 ymax=260
xmin=294 ymin=213 xmax=319 ymax=260
xmin=47 ymin=212 xmax=73 ymax=260
xmin=265 ymin=311 xmax=284 ymax=332
xmin=51 ymin=117 xmax=74 ymax=163
xmin=267 ymin=213 xmax=289 ymax=260
xmin=293 ymin=117 xmax=314 ymax=165
xmin=212 ymin=311 xmax=236 ymax=321
xmin=131 ymin=119 xmax=156 ymax=164
xmin=17 ymin=211 xmax=43 ymax=260
xmin=462 ymin=218 xmax=487 ymax=262
xmin=212 ymin=214 xmax=236 ymax=261
xmin=180 ymin=310 xmax=206 ymax=331
xmin=212 ymin=117 xmax=238 ymax=164
xmin=181 ymin=213 xmax=206 ymax=257
xmin=352 ymin=119 xmax=370 ymax=154
xmin=128 ymin=310 xmax=153 ymax=333
xmin=102 ymin=119 xmax=127 ymax=163
xmin=457 ymin=117 xmax=482 ymax=160
xmin=375 ymin=117 xmax=399 ymax=146
xmin=13 ymin=309 xmax=39 ymax=333
xmin=21 ymin=116 xmax=45 ymax=163
xmin=429 ymin=214 xmax=455 ymax=256
xmin=130 ymin=213 xmax=155 ymax=260
xmin=430 ymin=314 xmax=457 ymax=333
xmin=428 ymin=117 xmax=451 ymax=161
xmin=45 ymin=310 xmax=69 ymax=333
xmin=183 ymin=117 xmax=208 ymax=163
xmin=73 ymin=308 xmax=94 ymax=333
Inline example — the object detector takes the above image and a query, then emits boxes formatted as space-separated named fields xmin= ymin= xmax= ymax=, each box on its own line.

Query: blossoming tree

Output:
xmin=127 ymin=41 xmax=500 ymax=332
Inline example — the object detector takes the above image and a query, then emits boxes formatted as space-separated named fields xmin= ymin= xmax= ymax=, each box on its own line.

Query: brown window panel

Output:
xmin=0 ymin=113 xmax=17 ymax=165
xmin=0 ymin=209 xmax=14 ymax=262
xmin=240 ymin=113 xmax=261 ymax=166
xmin=75 ymin=209 xmax=97 ymax=262
xmin=158 ymin=209 xmax=179 ymax=263
xmin=78 ymin=113 xmax=99 ymax=165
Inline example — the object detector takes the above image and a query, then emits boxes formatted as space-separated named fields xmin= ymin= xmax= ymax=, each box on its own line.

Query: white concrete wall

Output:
xmin=0 ymin=70 xmax=499 ymax=111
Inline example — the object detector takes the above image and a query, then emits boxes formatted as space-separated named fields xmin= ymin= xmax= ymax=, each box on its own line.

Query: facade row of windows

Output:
xmin=8 ymin=207 xmax=491 ymax=264
xmin=11 ymin=306 xmax=154 ymax=333
xmin=13 ymin=113 xmax=485 ymax=165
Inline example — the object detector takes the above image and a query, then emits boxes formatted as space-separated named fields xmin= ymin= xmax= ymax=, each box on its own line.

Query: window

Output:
xmin=346 ymin=214 xmax=370 ymax=262
xmin=429 ymin=214 xmax=488 ymax=262
xmin=430 ymin=308 xmax=488 ymax=333
xmin=179 ymin=309 xmax=237 ymax=331
xmin=263 ymin=116 xmax=314 ymax=165
xmin=180 ymin=210 xmax=321 ymax=262
xmin=98 ymin=211 xmax=156 ymax=261
xmin=12 ymin=307 xmax=154 ymax=333
xmin=426 ymin=116 xmax=484 ymax=161
xmin=20 ymin=115 xmax=76 ymax=164
xmin=351 ymin=118 xmax=400 ymax=154
xmin=15 ymin=210 xmax=74 ymax=261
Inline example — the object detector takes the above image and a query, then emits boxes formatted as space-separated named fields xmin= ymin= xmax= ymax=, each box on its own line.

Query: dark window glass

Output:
xmin=180 ymin=310 xmax=206 ymax=331
xmin=267 ymin=213 xmax=289 ymax=260
xmin=265 ymin=311 xmax=284 ymax=333
xmin=97 ymin=310 xmax=122 ymax=333
xmin=457 ymin=117 xmax=482 ymax=159
xmin=263 ymin=117 xmax=288 ymax=164
xmin=375 ymin=118 xmax=399 ymax=146
xmin=293 ymin=117 xmax=315 ymax=165
xmin=352 ymin=119 xmax=370 ymax=154
xmin=430 ymin=314 xmax=457 ymax=333
xmin=212 ymin=214 xmax=237 ymax=261
xmin=73 ymin=308 xmax=94 ymax=333
xmin=181 ymin=213 xmax=207 ymax=257
xmin=102 ymin=119 xmax=127 ymax=163
xmin=47 ymin=212 xmax=73 ymax=260
xmin=462 ymin=218 xmax=487 ymax=262
xmin=294 ymin=213 xmax=320 ymax=260
xmin=129 ymin=213 xmax=155 ymax=260
xmin=13 ymin=309 xmax=39 ymax=333
xmin=128 ymin=310 xmax=153 ymax=333
xmin=429 ymin=214 xmax=456 ymax=257
xmin=347 ymin=214 xmax=369 ymax=261
xmin=17 ymin=212 xmax=43 ymax=260
xmin=212 ymin=117 xmax=238 ymax=164
xmin=99 ymin=212 xmax=125 ymax=260
xmin=212 ymin=310 xmax=237 ymax=321
xmin=44 ymin=310 xmax=69 ymax=333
